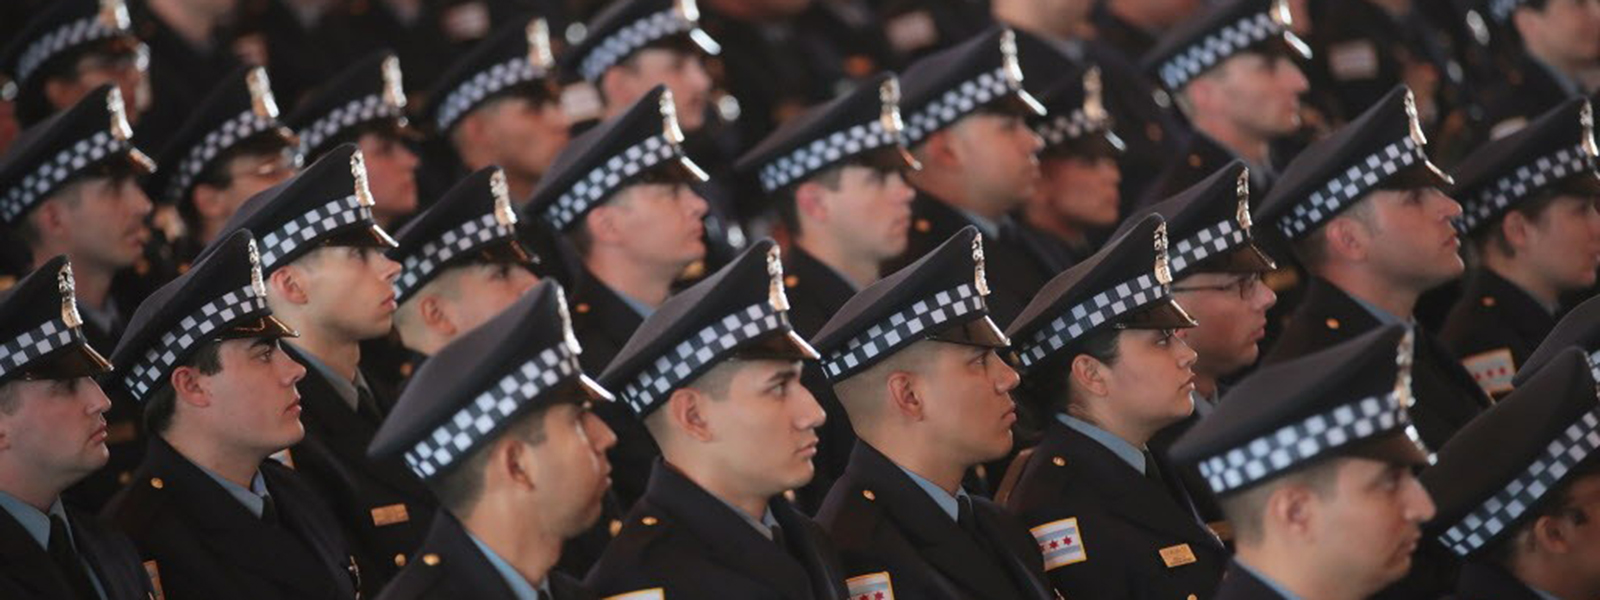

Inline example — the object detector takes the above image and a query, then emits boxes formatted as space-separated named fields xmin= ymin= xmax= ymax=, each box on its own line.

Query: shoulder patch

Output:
xmin=1462 ymin=348 xmax=1516 ymax=396
xmin=846 ymin=571 xmax=894 ymax=600
xmin=604 ymin=589 xmax=665 ymax=600
xmin=1030 ymin=517 xmax=1087 ymax=570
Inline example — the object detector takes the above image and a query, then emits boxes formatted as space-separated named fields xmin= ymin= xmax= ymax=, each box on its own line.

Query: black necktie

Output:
xmin=1143 ymin=449 xmax=1166 ymax=487
xmin=956 ymin=495 xmax=982 ymax=540
xmin=48 ymin=515 xmax=99 ymax=600
xmin=260 ymin=494 xmax=279 ymax=526
xmin=356 ymin=384 xmax=384 ymax=425
xmin=770 ymin=522 xmax=788 ymax=551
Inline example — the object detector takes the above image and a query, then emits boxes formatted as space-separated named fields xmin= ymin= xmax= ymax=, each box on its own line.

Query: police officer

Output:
xmin=1019 ymin=64 xmax=1126 ymax=263
xmin=0 ymin=85 xmax=155 ymax=511
xmin=1141 ymin=0 xmax=1311 ymax=202
xmin=288 ymin=52 xmax=420 ymax=229
xmin=1170 ymin=326 xmax=1438 ymax=600
xmin=587 ymin=241 xmax=850 ymax=599
xmin=733 ymin=73 xmax=919 ymax=508
xmin=526 ymin=85 xmax=709 ymax=508
xmin=0 ymin=256 xmax=154 ymax=600
xmin=1424 ymin=348 xmax=1600 ymax=600
xmin=1091 ymin=0 xmax=1204 ymax=62
xmin=146 ymin=66 xmax=299 ymax=268
xmin=1302 ymin=0 xmax=1469 ymax=131
xmin=889 ymin=27 xmax=1054 ymax=325
xmin=1257 ymin=86 xmax=1488 ymax=450
xmin=1476 ymin=0 xmax=1600 ymax=140
xmin=0 ymin=0 xmax=147 ymax=127
xmin=103 ymin=231 xmax=359 ymax=600
xmin=369 ymin=282 xmax=613 ymax=600
xmin=1440 ymin=99 xmax=1600 ymax=398
xmin=812 ymin=227 xmax=1054 ymax=600
xmin=1001 ymin=215 xmax=1226 ymax=599
xmin=211 ymin=145 xmax=432 ymax=595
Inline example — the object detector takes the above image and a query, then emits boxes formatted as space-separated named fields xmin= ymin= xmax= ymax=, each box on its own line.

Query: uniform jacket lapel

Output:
xmin=643 ymin=465 xmax=816 ymax=600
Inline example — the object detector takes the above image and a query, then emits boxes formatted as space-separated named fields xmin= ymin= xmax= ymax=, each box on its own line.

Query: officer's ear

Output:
xmin=1499 ymin=210 xmax=1533 ymax=253
xmin=168 ymin=365 xmax=216 ymax=409
xmin=584 ymin=200 xmax=627 ymax=246
xmin=794 ymin=180 xmax=828 ymax=223
xmin=416 ymin=293 xmax=455 ymax=338
xmin=267 ymin=264 xmax=312 ymax=306
xmin=918 ymin=130 xmax=958 ymax=169
xmin=884 ymin=368 xmax=924 ymax=422
xmin=1321 ymin=215 xmax=1368 ymax=263
xmin=664 ymin=387 xmax=714 ymax=442
xmin=1068 ymin=353 xmax=1109 ymax=399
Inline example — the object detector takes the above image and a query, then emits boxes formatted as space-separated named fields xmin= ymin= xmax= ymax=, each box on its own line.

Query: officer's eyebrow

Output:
xmin=765 ymin=363 xmax=802 ymax=385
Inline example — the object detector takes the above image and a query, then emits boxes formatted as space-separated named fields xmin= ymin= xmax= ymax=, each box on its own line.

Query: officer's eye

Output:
xmin=52 ymin=378 xmax=81 ymax=395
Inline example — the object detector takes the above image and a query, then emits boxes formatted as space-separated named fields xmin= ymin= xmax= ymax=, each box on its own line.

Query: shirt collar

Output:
xmin=954 ymin=207 xmax=1002 ymax=240
xmin=711 ymin=495 xmax=779 ymax=540
xmin=615 ymin=290 xmax=656 ymax=319
xmin=290 ymin=342 xmax=366 ymax=412
xmin=0 ymin=490 xmax=65 ymax=550
xmin=194 ymin=464 xmax=271 ymax=519
xmin=466 ymin=532 xmax=547 ymax=600
xmin=895 ymin=464 xmax=968 ymax=521
xmin=1058 ymin=413 xmax=1147 ymax=475
xmin=1235 ymin=560 xmax=1303 ymax=599
xmin=1348 ymin=293 xmax=1411 ymax=327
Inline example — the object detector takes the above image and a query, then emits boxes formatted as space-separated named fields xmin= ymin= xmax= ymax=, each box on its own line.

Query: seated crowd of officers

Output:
xmin=4 ymin=0 xmax=1600 ymax=598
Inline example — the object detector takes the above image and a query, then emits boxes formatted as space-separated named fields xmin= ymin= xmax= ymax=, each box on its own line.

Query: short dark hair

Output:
xmin=178 ymin=134 xmax=297 ymax=232
xmin=426 ymin=400 xmax=554 ymax=513
xmin=15 ymin=166 xmax=142 ymax=250
xmin=1470 ymin=189 xmax=1568 ymax=258
xmin=143 ymin=341 xmax=225 ymax=435
xmin=1217 ymin=455 xmax=1344 ymax=544
xmin=1012 ymin=325 xmax=1122 ymax=435
xmin=15 ymin=38 xmax=137 ymax=126
xmin=1478 ymin=458 xmax=1600 ymax=567
xmin=774 ymin=162 xmax=853 ymax=236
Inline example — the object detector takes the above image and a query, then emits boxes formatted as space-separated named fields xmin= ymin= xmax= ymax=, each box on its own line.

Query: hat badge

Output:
xmin=1394 ymin=327 xmax=1435 ymax=461
xmin=246 ymin=67 xmax=280 ymax=119
xmin=1084 ymin=67 xmax=1108 ymax=126
xmin=972 ymin=233 xmax=991 ymax=296
xmin=1236 ymin=167 xmax=1253 ymax=230
xmin=526 ymin=18 xmax=555 ymax=71
xmin=1403 ymin=88 xmax=1428 ymax=146
xmin=767 ymin=244 xmax=791 ymax=312
xmin=556 ymin=289 xmax=583 ymax=355
xmin=1000 ymin=28 xmax=1025 ymax=88
xmin=659 ymin=89 xmax=686 ymax=145
xmin=675 ymin=0 xmax=701 ymax=24
xmin=58 ymin=262 xmax=83 ymax=329
xmin=491 ymin=169 xmax=518 ymax=227
xmin=351 ymin=150 xmax=375 ymax=208
xmin=1582 ymin=101 xmax=1598 ymax=158
xmin=879 ymin=77 xmax=904 ymax=137
xmin=381 ymin=55 xmax=407 ymax=109
xmin=98 ymin=0 xmax=130 ymax=31
xmin=247 ymin=237 xmax=267 ymax=298
xmin=1269 ymin=0 xmax=1293 ymax=28
xmin=1154 ymin=222 xmax=1172 ymax=286
xmin=107 ymin=87 xmax=132 ymax=142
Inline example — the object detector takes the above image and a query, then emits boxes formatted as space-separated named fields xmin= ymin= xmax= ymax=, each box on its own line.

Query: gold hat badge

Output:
xmin=1154 ymin=221 xmax=1172 ymax=286
xmin=351 ymin=150 xmax=375 ymax=208
xmin=58 ymin=261 xmax=82 ymax=329
xmin=246 ymin=67 xmax=280 ymax=119
xmin=767 ymin=244 xmax=791 ymax=312
xmin=1236 ymin=167 xmax=1253 ymax=231
xmin=973 ymin=233 xmax=991 ymax=296
xmin=248 ymin=237 xmax=267 ymax=298
xmin=381 ymin=55 xmax=407 ymax=109
xmin=527 ymin=19 xmax=555 ymax=71
xmin=491 ymin=168 xmax=518 ymax=227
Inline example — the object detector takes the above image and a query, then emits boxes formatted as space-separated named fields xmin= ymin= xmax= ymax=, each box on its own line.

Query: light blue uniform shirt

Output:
xmin=1057 ymin=413 xmax=1147 ymax=475
xmin=896 ymin=465 xmax=969 ymax=522
xmin=466 ymin=532 xmax=550 ymax=600
xmin=0 ymin=490 xmax=108 ymax=599
xmin=1235 ymin=561 xmax=1302 ymax=599
xmin=195 ymin=465 xmax=271 ymax=519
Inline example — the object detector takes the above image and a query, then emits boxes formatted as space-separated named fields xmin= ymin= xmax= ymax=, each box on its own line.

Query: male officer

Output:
xmin=1424 ymin=348 xmax=1600 ymax=600
xmin=1440 ymin=99 xmax=1600 ymax=398
xmin=0 ymin=0 xmax=147 ymax=127
xmin=1002 ymin=215 xmax=1226 ymax=599
xmin=1020 ymin=65 xmax=1127 ymax=263
xmin=526 ymin=85 xmax=710 ymax=508
xmin=369 ymin=282 xmax=613 ymax=600
xmin=587 ymin=241 xmax=850 ymax=599
xmin=146 ymin=66 xmax=299 ymax=266
xmin=104 ymin=231 xmax=359 ymax=600
xmin=389 ymin=167 xmax=539 ymax=364
xmin=1257 ymin=86 xmax=1488 ymax=450
xmin=211 ymin=144 xmax=433 ymax=595
xmin=1478 ymin=0 xmax=1600 ymax=139
xmin=0 ymin=85 xmax=155 ymax=510
xmin=1170 ymin=325 xmax=1438 ymax=600
xmin=1141 ymin=0 xmax=1311 ymax=201
xmin=812 ymin=227 xmax=1054 ymax=600
xmin=1301 ymin=0 xmax=1468 ymax=132
xmin=0 ymin=256 xmax=154 ymax=599
xmin=289 ymin=52 xmax=419 ymax=229
xmin=889 ymin=26 xmax=1055 ymax=325
xmin=733 ymin=73 xmax=918 ymax=508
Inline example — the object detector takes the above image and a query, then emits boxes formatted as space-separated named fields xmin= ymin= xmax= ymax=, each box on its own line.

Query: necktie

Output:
xmin=261 ymin=493 xmax=280 ymax=526
xmin=356 ymin=384 xmax=384 ymax=425
xmin=48 ymin=515 xmax=99 ymax=600
xmin=1143 ymin=449 xmax=1166 ymax=487
xmin=956 ymin=495 xmax=982 ymax=541
xmin=770 ymin=522 xmax=788 ymax=551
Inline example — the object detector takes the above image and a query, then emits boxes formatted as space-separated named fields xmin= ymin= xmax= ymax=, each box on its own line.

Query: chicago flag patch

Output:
xmin=846 ymin=571 xmax=894 ymax=600
xmin=1031 ymin=517 xmax=1088 ymax=570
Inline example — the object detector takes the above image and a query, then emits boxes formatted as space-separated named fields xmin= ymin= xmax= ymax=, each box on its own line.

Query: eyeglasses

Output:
xmin=1171 ymin=273 xmax=1263 ymax=301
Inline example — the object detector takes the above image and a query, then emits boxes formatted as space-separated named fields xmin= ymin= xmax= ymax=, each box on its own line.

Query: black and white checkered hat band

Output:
xmin=166 ymin=110 xmax=283 ymax=203
xmin=1157 ymin=12 xmax=1282 ymax=90
xmin=1457 ymin=143 xmax=1597 ymax=232
xmin=1016 ymin=273 xmax=1165 ymax=369
xmin=435 ymin=57 xmax=543 ymax=131
xmin=823 ymin=283 xmax=984 ymax=380
xmin=299 ymin=94 xmax=405 ymax=156
xmin=16 ymin=17 xmax=124 ymax=85
xmin=622 ymin=302 xmax=787 ymax=415
xmin=1171 ymin=220 xmax=1246 ymax=275
xmin=123 ymin=285 xmax=268 ymax=400
xmin=395 ymin=212 xmax=518 ymax=301
xmin=1199 ymin=392 xmax=1409 ymax=494
xmin=1589 ymin=349 xmax=1600 ymax=385
xmin=404 ymin=342 xmax=581 ymax=479
xmin=1033 ymin=109 xmax=1101 ymax=148
xmin=543 ymin=134 xmax=677 ymax=231
xmin=259 ymin=195 xmax=373 ymax=271
xmin=0 ymin=131 xmax=132 ymax=223
xmin=578 ymin=10 xmax=694 ymax=82
xmin=0 ymin=318 xmax=79 ymax=382
xmin=1489 ymin=0 xmax=1521 ymax=22
xmin=758 ymin=119 xmax=898 ymax=192
xmin=903 ymin=67 xmax=1019 ymax=146
xmin=1278 ymin=136 xmax=1424 ymax=239
xmin=1440 ymin=404 xmax=1600 ymax=556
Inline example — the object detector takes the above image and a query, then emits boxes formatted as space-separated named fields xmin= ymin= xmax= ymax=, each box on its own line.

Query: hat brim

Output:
xmin=1117 ymin=298 xmax=1199 ymax=330
xmin=735 ymin=329 xmax=823 ymax=362
xmin=1043 ymin=128 xmax=1126 ymax=160
xmin=927 ymin=315 xmax=1011 ymax=349
xmin=575 ymin=373 xmax=617 ymax=403
xmin=860 ymin=142 xmax=922 ymax=174
xmin=322 ymin=222 xmax=400 ymax=250
xmin=1186 ymin=241 xmax=1277 ymax=274
xmin=1378 ymin=159 xmax=1455 ymax=191
xmin=1341 ymin=430 xmax=1431 ymax=469
xmin=997 ymin=88 xmax=1048 ymax=119
xmin=1555 ymin=170 xmax=1600 ymax=197
xmin=12 ymin=342 xmax=113 ymax=382
xmin=217 ymin=314 xmax=299 ymax=340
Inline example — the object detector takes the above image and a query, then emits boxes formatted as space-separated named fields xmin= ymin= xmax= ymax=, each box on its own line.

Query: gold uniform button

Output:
xmin=915 ymin=219 xmax=931 ymax=233
xmin=1052 ymin=456 xmax=1067 ymax=467
xmin=1188 ymin=595 xmax=1198 ymax=600
xmin=118 ymin=471 xmax=133 ymax=485
xmin=784 ymin=275 xmax=799 ymax=288
xmin=1146 ymin=122 xmax=1163 ymax=142
xmin=862 ymin=489 xmax=876 ymax=501
xmin=393 ymin=554 xmax=406 ymax=567
xmin=1187 ymin=154 xmax=1202 ymax=168
xmin=149 ymin=477 xmax=164 ymax=489
xmin=576 ymin=303 xmax=591 ymax=314
xmin=609 ymin=519 xmax=623 ymax=536
xmin=400 ymin=362 xmax=414 ymax=377
xmin=421 ymin=553 xmax=440 ymax=566
xmin=1481 ymin=296 xmax=1497 ymax=307
xmin=1325 ymin=318 xmax=1340 ymax=330
xmin=641 ymin=516 xmax=659 ymax=526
